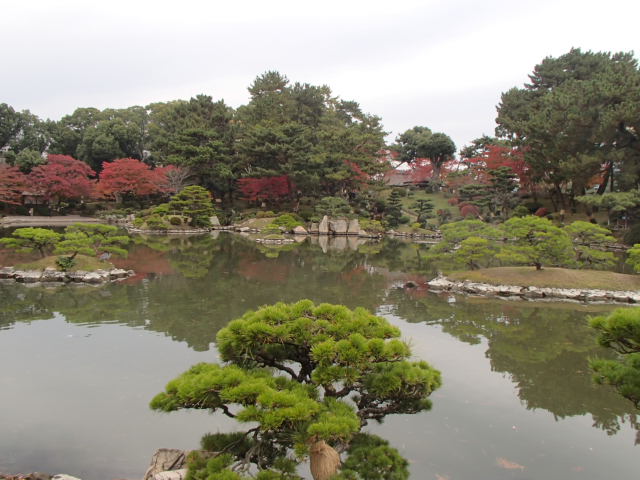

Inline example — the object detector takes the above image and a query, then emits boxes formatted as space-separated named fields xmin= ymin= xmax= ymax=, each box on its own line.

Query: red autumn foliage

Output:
xmin=29 ymin=154 xmax=96 ymax=201
xmin=464 ymin=145 xmax=531 ymax=190
xmin=97 ymin=158 xmax=171 ymax=199
xmin=460 ymin=203 xmax=481 ymax=218
xmin=409 ymin=158 xmax=433 ymax=184
xmin=409 ymin=158 xmax=457 ymax=184
xmin=447 ymin=197 xmax=459 ymax=206
xmin=534 ymin=207 xmax=548 ymax=217
xmin=237 ymin=175 xmax=292 ymax=203
xmin=0 ymin=164 xmax=28 ymax=205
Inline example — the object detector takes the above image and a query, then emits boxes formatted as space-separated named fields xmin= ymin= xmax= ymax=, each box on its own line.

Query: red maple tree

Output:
xmin=237 ymin=175 xmax=292 ymax=203
xmin=0 ymin=164 xmax=28 ymax=205
xmin=29 ymin=154 xmax=96 ymax=201
xmin=464 ymin=145 xmax=531 ymax=189
xmin=409 ymin=158 xmax=457 ymax=184
xmin=97 ymin=158 xmax=171 ymax=199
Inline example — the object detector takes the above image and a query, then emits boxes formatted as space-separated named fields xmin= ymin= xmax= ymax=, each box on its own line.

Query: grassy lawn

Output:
xmin=238 ymin=217 xmax=277 ymax=229
xmin=448 ymin=266 xmax=640 ymax=291
xmin=17 ymin=254 xmax=114 ymax=272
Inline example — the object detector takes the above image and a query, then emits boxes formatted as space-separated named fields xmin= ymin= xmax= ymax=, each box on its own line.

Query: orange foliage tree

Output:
xmin=0 ymin=164 xmax=28 ymax=205
xmin=97 ymin=158 xmax=173 ymax=200
xmin=29 ymin=154 xmax=96 ymax=202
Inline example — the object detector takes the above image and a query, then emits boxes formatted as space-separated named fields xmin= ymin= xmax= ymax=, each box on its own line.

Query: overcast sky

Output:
xmin=2 ymin=0 xmax=639 ymax=151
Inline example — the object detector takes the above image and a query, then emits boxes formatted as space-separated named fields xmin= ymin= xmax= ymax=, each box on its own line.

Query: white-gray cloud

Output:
xmin=1 ymin=0 xmax=638 ymax=151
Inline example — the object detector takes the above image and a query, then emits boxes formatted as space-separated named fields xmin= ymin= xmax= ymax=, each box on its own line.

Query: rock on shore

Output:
xmin=0 ymin=267 xmax=133 ymax=285
xmin=428 ymin=275 xmax=640 ymax=304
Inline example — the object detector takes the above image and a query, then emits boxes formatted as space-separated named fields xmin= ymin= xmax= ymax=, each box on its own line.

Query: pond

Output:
xmin=0 ymin=233 xmax=638 ymax=480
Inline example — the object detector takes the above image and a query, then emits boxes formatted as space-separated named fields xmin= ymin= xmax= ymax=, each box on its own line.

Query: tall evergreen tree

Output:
xmin=496 ymin=49 xmax=640 ymax=205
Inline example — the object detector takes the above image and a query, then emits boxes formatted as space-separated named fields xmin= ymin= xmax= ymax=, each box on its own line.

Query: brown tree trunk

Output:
xmin=309 ymin=439 xmax=341 ymax=480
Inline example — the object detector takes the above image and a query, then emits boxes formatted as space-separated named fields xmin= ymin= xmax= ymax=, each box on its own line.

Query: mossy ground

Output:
xmin=448 ymin=266 xmax=640 ymax=291
xmin=16 ymin=254 xmax=114 ymax=272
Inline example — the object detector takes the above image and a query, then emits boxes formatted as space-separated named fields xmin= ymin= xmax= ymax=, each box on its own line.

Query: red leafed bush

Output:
xmin=448 ymin=197 xmax=459 ymax=206
xmin=534 ymin=207 xmax=548 ymax=217
xmin=460 ymin=203 xmax=481 ymax=218
xmin=237 ymin=175 xmax=292 ymax=203
xmin=29 ymin=154 xmax=96 ymax=201
xmin=0 ymin=164 xmax=28 ymax=204
xmin=97 ymin=158 xmax=170 ymax=199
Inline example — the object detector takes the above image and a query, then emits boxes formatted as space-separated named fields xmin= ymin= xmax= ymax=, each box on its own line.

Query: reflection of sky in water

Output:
xmin=0 ymin=235 xmax=638 ymax=479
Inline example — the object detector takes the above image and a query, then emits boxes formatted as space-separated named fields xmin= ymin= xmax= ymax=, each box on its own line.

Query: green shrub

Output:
xmin=146 ymin=215 xmax=168 ymax=230
xmin=359 ymin=219 xmax=385 ymax=234
xmin=297 ymin=207 xmax=315 ymax=221
xmin=315 ymin=196 xmax=352 ymax=217
xmin=624 ymin=223 xmax=640 ymax=245
xmin=399 ymin=215 xmax=410 ymax=225
xmin=169 ymin=216 xmax=182 ymax=226
xmin=272 ymin=214 xmax=302 ymax=231
xmin=152 ymin=203 xmax=170 ymax=216
xmin=256 ymin=210 xmax=276 ymax=218
xmin=56 ymin=255 xmax=76 ymax=272
xmin=511 ymin=204 xmax=530 ymax=218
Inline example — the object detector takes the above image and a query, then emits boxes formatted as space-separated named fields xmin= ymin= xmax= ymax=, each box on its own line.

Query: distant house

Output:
xmin=382 ymin=169 xmax=414 ymax=187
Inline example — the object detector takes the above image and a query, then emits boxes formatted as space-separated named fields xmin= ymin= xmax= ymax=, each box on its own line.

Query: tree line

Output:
xmin=2 ymin=49 xmax=640 ymax=231
xmin=1 ymin=71 xmax=388 ymax=206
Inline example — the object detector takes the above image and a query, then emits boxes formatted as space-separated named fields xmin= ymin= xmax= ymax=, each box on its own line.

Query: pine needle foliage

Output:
xmin=589 ymin=308 xmax=640 ymax=409
xmin=151 ymin=300 xmax=441 ymax=478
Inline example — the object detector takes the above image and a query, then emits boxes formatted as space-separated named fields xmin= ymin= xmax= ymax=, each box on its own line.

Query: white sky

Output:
xmin=1 ymin=0 xmax=639 ymax=151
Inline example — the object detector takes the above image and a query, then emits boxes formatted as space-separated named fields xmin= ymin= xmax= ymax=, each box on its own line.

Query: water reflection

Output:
xmin=388 ymin=289 xmax=639 ymax=437
xmin=1 ymin=233 xmax=638 ymax=479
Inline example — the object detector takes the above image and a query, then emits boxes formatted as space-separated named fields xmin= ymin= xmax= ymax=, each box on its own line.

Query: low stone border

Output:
xmin=0 ymin=267 xmax=134 ymax=285
xmin=428 ymin=275 xmax=640 ymax=304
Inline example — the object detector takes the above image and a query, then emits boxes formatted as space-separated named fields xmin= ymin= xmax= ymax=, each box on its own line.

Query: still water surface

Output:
xmin=0 ymin=233 xmax=638 ymax=479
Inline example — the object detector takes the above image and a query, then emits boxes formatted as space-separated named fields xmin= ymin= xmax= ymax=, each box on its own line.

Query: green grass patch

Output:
xmin=448 ymin=267 xmax=640 ymax=291
xmin=17 ymin=255 xmax=114 ymax=272
xmin=395 ymin=225 xmax=437 ymax=235
xmin=238 ymin=217 xmax=277 ymax=230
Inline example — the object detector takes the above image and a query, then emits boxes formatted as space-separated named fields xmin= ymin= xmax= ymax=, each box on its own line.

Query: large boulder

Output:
xmin=309 ymin=223 xmax=319 ymax=234
xmin=293 ymin=225 xmax=308 ymax=235
xmin=209 ymin=215 xmax=221 ymax=227
xmin=318 ymin=216 xmax=329 ymax=235
xmin=328 ymin=219 xmax=348 ymax=235
xmin=347 ymin=218 xmax=360 ymax=235
xmin=151 ymin=470 xmax=188 ymax=480
xmin=143 ymin=449 xmax=189 ymax=480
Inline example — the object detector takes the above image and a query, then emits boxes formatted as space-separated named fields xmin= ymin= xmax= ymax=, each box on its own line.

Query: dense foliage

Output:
xmin=426 ymin=216 xmax=617 ymax=271
xmin=151 ymin=300 xmax=441 ymax=478
xmin=496 ymin=48 xmax=640 ymax=207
